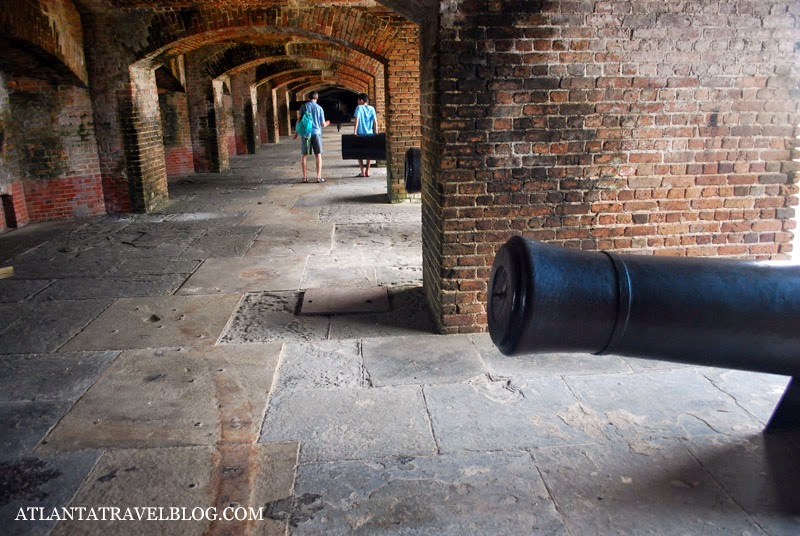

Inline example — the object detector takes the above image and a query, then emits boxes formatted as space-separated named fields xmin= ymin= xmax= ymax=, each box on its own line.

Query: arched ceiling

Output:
xmin=105 ymin=2 xmax=418 ymax=97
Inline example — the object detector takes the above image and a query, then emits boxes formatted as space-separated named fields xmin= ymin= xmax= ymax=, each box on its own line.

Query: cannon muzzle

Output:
xmin=487 ymin=236 xmax=800 ymax=430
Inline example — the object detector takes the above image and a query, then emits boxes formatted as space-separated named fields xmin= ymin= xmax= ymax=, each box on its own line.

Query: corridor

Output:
xmin=1 ymin=134 xmax=798 ymax=535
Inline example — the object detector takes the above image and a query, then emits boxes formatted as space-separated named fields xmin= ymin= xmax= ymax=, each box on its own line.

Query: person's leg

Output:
xmin=301 ymin=154 xmax=308 ymax=182
xmin=365 ymin=159 xmax=371 ymax=176
xmin=357 ymin=159 xmax=365 ymax=176
xmin=315 ymin=153 xmax=323 ymax=182
xmin=313 ymin=135 xmax=324 ymax=182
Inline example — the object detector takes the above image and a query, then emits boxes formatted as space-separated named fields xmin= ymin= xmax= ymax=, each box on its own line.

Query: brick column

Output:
xmin=81 ymin=14 xmax=163 ymax=214
xmin=230 ymin=73 xmax=256 ymax=155
xmin=124 ymin=64 xmax=168 ymax=212
xmin=277 ymin=89 xmax=290 ymax=137
xmin=373 ymin=65 xmax=386 ymax=133
xmin=256 ymin=84 xmax=268 ymax=144
xmin=213 ymin=79 xmax=231 ymax=172
xmin=260 ymin=84 xmax=280 ymax=144
xmin=185 ymin=50 xmax=222 ymax=172
xmin=249 ymin=85 xmax=260 ymax=148
xmin=82 ymin=14 xmax=136 ymax=212
xmin=385 ymin=24 xmax=421 ymax=202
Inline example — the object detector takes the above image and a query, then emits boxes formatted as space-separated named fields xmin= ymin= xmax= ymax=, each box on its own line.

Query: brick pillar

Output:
xmin=83 ymin=14 xmax=134 ymax=212
xmin=420 ymin=17 xmax=445 ymax=333
xmin=213 ymin=79 xmax=232 ymax=172
xmin=373 ymin=65 xmax=386 ymax=133
xmin=256 ymin=84 xmax=268 ymax=144
xmin=385 ymin=24 xmax=421 ymax=202
xmin=124 ymin=65 xmax=168 ymax=212
xmin=277 ymin=89 xmax=291 ymax=137
xmin=230 ymin=73 xmax=256 ymax=155
xmin=249 ymin=85 xmax=260 ymax=148
xmin=185 ymin=51 xmax=221 ymax=172
xmin=258 ymin=84 xmax=279 ymax=144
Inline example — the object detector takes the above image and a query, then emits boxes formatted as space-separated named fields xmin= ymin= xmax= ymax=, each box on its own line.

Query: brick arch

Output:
xmin=296 ymin=75 xmax=370 ymax=95
xmin=203 ymin=43 xmax=381 ymax=82
xmin=273 ymin=71 xmax=369 ymax=95
xmin=137 ymin=7 xmax=405 ymax=66
xmin=255 ymin=62 xmax=372 ymax=90
xmin=255 ymin=60 xmax=332 ymax=80
xmin=373 ymin=0 xmax=436 ymax=24
xmin=220 ymin=58 xmax=373 ymax=91
xmin=206 ymin=47 xmax=381 ymax=84
xmin=286 ymin=42 xmax=382 ymax=74
xmin=296 ymin=80 xmax=369 ymax=97
xmin=0 ymin=0 xmax=88 ymax=85
xmin=203 ymin=44 xmax=288 ymax=79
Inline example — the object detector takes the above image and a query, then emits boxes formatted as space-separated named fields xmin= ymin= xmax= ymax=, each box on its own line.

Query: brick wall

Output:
xmin=0 ymin=0 xmax=88 ymax=85
xmin=385 ymin=23 xmax=422 ymax=201
xmin=159 ymin=90 xmax=194 ymax=177
xmin=424 ymin=0 xmax=800 ymax=334
xmin=0 ymin=75 xmax=104 ymax=226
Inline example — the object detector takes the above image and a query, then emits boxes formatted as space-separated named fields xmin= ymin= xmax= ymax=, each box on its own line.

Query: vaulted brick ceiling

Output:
xmin=69 ymin=0 xmax=428 ymax=22
xmin=69 ymin=0 xmax=423 ymax=94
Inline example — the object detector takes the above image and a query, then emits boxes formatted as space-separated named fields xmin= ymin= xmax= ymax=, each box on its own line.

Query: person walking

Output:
xmin=293 ymin=92 xmax=330 ymax=182
xmin=353 ymin=93 xmax=377 ymax=177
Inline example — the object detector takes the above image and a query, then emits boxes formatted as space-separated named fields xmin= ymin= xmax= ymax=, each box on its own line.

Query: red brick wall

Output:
xmin=159 ymin=91 xmax=194 ymax=178
xmin=21 ymin=174 xmax=104 ymax=222
xmin=424 ymin=0 xmax=800 ymax=334
xmin=0 ymin=75 xmax=104 ymax=225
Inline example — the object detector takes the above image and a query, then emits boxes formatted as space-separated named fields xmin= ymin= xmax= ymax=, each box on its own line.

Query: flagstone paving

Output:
xmin=1 ymin=135 xmax=797 ymax=535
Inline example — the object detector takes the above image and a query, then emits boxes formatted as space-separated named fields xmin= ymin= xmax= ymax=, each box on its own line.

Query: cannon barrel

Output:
xmin=488 ymin=236 xmax=800 ymax=377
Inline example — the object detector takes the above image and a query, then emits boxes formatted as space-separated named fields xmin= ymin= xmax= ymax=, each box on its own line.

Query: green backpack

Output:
xmin=296 ymin=107 xmax=313 ymax=137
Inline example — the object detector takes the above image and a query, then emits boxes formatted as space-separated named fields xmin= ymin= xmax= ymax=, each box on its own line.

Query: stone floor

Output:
xmin=1 ymin=133 xmax=798 ymax=535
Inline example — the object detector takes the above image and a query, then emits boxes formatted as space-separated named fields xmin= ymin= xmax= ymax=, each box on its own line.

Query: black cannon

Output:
xmin=487 ymin=236 xmax=800 ymax=432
